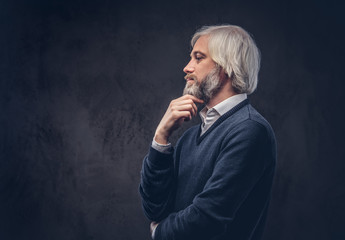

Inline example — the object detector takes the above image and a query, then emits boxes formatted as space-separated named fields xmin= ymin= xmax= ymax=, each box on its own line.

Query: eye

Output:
xmin=195 ymin=56 xmax=203 ymax=62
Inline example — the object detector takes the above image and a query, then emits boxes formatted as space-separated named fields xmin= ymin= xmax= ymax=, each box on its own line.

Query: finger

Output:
xmin=172 ymin=100 xmax=198 ymax=116
xmin=172 ymin=104 xmax=196 ymax=116
xmin=173 ymin=111 xmax=192 ymax=121
xmin=191 ymin=102 xmax=198 ymax=116
xmin=182 ymin=94 xmax=204 ymax=104
xmin=185 ymin=102 xmax=198 ymax=117
xmin=174 ymin=99 xmax=195 ymax=106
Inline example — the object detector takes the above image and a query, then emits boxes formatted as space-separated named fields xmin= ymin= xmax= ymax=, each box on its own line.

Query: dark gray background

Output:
xmin=1 ymin=0 xmax=344 ymax=239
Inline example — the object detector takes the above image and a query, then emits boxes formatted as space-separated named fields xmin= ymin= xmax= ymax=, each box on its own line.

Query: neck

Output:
xmin=206 ymin=80 xmax=237 ymax=109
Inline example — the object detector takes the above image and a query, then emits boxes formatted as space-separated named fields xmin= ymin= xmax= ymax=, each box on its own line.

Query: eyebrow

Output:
xmin=190 ymin=51 xmax=206 ymax=58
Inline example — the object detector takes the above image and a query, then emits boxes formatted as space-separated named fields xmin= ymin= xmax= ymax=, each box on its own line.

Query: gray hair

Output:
xmin=191 ymin=25 xmax=261 ymax=94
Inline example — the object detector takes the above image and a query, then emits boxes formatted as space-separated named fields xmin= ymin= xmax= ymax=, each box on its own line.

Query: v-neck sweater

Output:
xmin=140 ymin=100 xmax=277 ymax=240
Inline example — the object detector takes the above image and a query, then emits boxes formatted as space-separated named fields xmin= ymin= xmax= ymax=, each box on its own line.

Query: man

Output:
xmin=139 ymin=25 xmax=276 ymax=240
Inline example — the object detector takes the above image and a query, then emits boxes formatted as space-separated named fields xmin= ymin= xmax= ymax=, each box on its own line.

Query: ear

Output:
xmin=221 ymin=68 xmax=232 ymax=82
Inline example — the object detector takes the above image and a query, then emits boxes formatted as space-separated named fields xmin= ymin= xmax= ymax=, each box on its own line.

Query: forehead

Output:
xmin=191 ymin=35 xmax=210 ymax=55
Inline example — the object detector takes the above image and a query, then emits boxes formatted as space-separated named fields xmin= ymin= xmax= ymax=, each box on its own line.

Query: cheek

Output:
xmin=201 ymin=64 xmax=215 ymax=77
xmin=197 ymin=72 xmax=208 ymax=81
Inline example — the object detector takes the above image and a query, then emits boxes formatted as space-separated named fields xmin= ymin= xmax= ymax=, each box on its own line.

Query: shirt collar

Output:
xmin=199 ymin=93 xmax=247 ymax=120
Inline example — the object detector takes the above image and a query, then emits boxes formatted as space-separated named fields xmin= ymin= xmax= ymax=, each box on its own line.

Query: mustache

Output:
xmin=184 ymin=74 xmax=198 ymax=81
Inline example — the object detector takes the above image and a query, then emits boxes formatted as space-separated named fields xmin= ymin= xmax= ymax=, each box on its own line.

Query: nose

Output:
xmin=183 ymin=60 xmax=194 ymax=74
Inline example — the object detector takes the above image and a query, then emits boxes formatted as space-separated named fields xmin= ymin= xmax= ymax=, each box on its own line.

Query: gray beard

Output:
xmin=183 ymin=66 xmax=222 ymax=104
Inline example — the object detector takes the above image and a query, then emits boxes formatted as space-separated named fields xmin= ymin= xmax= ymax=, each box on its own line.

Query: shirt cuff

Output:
xmin=151 ymin=138 xmax=173 ymax=154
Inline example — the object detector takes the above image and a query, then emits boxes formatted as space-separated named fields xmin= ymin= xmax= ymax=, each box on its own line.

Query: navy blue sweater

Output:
xmin=140 ymin=100 xmax=276 ymax=240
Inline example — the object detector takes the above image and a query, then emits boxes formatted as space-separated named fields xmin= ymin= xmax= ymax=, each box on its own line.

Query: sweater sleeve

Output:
xmin=139 ymin=146 xmax=176 ymax=222
xmin=154 ymin=120 xmax=274 ymax=240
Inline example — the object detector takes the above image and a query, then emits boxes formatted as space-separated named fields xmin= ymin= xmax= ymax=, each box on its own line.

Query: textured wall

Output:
xmin=1 ymin=0 xmax=344 ymax=239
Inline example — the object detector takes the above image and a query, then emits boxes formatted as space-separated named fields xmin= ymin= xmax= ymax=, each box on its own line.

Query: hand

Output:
xmin=150 ymin=221 xmax=159 ymax=238
xmin=154 ymin=95 xmax=203 ymax=144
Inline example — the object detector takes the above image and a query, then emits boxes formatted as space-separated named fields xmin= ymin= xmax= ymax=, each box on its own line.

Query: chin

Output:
xmin=183 ymin=84 xmax=195 ymax=96
xmin=183 ymin=87 xmax=202 ymax=101
xmin=186 ymin=81 xmax=195 ymax=87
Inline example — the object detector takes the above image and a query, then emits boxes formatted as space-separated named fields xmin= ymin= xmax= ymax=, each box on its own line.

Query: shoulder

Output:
xmin=227 ymin=104 xmax=274 ymax=137
xmin=221 ymin=104 xmax=276 ymax=146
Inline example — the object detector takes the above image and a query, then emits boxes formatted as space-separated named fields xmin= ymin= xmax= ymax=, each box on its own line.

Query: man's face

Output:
xmin=183 ymin=35 xmax=222 ymax=103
